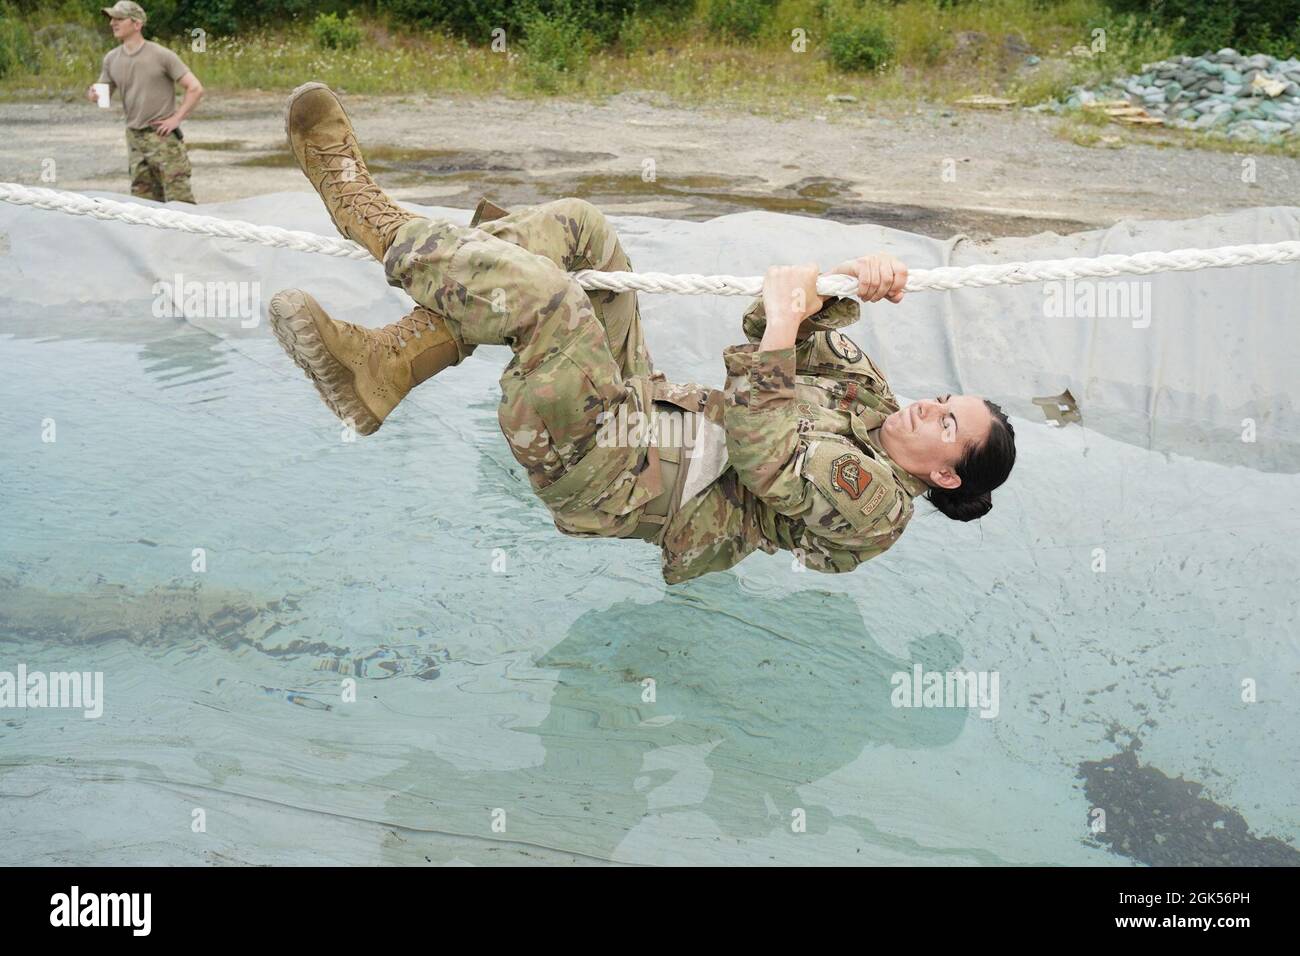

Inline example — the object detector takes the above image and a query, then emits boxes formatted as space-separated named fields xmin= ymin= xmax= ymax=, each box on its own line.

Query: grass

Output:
xmin=1060 ymin=112 xmax=1125 ymax=148
xmin=0 ymin=1 xmax=1175 ymax=107
xmin=0 ymin=0 xmax=1293 ymax=157
xmin=1174 ymin=131 xmax=1300 ymax=158
xmin=1055 ymin=109 xmax=1300 ymax=157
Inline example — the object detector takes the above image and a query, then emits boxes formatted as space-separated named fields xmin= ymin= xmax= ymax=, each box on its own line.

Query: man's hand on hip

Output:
xmin=151 ymin=114 xmax=181 ymax=136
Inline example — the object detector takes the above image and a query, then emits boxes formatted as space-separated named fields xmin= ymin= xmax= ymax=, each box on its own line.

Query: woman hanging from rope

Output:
xmin=268 ymin=83 xmax=1017 ymax=583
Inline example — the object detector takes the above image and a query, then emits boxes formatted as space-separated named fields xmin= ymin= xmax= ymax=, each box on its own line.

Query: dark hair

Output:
xmin=927 ymin=400 xmax=1016 ymax=522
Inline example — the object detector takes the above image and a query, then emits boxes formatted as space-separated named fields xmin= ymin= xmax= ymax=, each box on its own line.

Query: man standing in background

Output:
xmin=86 ymin=2 xmax=204 ymax=203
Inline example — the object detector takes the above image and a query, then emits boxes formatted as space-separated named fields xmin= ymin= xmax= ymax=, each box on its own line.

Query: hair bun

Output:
xmin=925 ymin=399 xmax=1015 ymax=522
xmin=928 ymin=487 xmax=992 ymax=522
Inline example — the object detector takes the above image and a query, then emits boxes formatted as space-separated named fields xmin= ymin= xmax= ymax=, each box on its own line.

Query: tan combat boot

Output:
xmin=268 ymin=289 xmax=468 ymax=435
xmin=284 ymin=81 xmax=415 ymax=261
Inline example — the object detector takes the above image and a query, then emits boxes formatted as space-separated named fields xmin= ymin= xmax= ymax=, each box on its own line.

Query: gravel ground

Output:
xmin=2 ymin=88 xmax=1297 ymax=238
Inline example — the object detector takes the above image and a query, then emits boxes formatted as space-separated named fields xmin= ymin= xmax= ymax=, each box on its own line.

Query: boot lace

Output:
xmin=376 ymin=308 xmax=440 ymax=351
xmin=309 ymin=138 xmax=409 ymax=244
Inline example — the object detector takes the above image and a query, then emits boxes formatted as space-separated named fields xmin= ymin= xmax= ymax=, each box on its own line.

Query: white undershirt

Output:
xmin=679 ymin=413 xmax=730 ymax=504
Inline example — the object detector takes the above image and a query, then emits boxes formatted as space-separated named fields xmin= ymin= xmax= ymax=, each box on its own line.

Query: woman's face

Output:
xmin=881 ymin=394 xmax=992 ymax=489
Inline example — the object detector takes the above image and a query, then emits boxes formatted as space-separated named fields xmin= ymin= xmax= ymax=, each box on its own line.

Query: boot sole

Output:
xmin=268 ymin=290 xmax=383 ymax=436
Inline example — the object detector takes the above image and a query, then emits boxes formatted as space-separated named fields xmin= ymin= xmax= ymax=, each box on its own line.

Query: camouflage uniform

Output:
xmin=675 ymin=300 xmax=931 ymax=582
xmin=125 ymin=127 xmax=194 ymax=203
xmin=383 ymin=197 xmax=928 ymax=584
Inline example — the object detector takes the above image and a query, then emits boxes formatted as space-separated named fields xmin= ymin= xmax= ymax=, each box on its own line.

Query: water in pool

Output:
xmin=2 ymin=197 xmax=1297 ymax=866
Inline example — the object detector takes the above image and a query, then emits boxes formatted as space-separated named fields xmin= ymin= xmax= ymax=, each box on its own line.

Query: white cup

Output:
xmin=93 ymin=83 xmax=110 ymax=108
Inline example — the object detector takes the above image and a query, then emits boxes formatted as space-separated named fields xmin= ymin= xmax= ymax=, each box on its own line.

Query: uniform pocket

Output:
xmin=533 ymin=383 xmax=658 ymax=528
xmin=798 ymin=437 xmax=898 ymax=535
xmin=541 ymin=436 xmax=652 ymax=537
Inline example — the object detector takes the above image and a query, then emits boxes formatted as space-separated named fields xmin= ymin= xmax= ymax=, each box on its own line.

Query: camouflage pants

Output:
xmin=383 ymin=198 xmax=664 ymax=537
xmin=126 ymin=127 xmax=195 ymax=203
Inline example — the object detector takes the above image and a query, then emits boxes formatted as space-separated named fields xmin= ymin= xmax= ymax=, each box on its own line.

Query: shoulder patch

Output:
xmin=802 ymin=438 xmax=900 ymax=535
xmin=830 ymin=453 xmax=871 ymax=499
xmin=827 ymin=331 xmax=864 ymax=364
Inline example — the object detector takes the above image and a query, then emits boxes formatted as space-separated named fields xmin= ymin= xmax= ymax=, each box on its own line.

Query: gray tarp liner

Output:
xmin=1 ymin=192 xmax=1297 ymax=864
xmin=8 ymin=193 xmax=1300 ymax=465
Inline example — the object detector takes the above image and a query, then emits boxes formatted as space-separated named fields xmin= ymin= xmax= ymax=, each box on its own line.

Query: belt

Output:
xmin=628 ymin=414 xmax=688 ymax=545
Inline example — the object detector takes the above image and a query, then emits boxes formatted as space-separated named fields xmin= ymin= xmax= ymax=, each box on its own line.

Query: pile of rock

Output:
xmin=1065 ymin=49 xmax=1300 ymax=141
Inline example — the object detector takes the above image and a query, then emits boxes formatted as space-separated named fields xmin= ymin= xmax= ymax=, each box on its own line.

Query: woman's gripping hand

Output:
xmin=830 ymin=253 xmax=908 ymax=304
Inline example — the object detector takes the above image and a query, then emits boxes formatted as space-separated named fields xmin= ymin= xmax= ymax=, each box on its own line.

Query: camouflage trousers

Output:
xmin=126 ymin=127 xmax=195 ymax=203
xmin=383 ymin=197 xmax=666 ymax=537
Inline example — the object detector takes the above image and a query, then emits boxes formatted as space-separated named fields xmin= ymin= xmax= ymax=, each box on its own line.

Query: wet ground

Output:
xmin=5 ymin=89 xmax=1297 ymax=241
xmin=227 ymin=142 xmax=1091 ymax=238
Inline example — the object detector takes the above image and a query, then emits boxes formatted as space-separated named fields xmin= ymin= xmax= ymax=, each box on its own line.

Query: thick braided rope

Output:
xmin=0 ymin=182 xmax=374 ymax=261
xmin=4 ymin=182 xmax=1299 ymax=296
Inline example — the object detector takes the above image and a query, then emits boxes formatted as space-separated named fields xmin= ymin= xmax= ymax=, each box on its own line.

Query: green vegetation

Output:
xmin=0 ymin=0 xmax=1290 ymax=116
xmin=1055 ymin=107 xmax=1300 ymax=158
xmin=706 ymin=0 xmax=777 ymax=42
xmin=311 ymin=12 xmax=364 ymax=51
xmin=1103 ymin=0 xmax=1300 ymax=59
xmin=825 ymin=9 xmax=895 ymax=73
xmin=0 ymin=4 xmax=40 ymax=78
xmin=519 ymin=2 xmax=593 ymax=92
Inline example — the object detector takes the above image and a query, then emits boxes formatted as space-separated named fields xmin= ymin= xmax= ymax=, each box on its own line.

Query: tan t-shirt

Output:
xmin=98 ymin=40 xmax=191 ymax=131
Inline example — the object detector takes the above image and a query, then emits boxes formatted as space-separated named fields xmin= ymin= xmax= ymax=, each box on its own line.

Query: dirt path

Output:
xmin=3 ymin=89 xmax=1297 ymax=238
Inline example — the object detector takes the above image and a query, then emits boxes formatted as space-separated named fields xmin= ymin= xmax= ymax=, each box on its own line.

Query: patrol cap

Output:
xmin=102 ymin=1 xmax=146 ymax=24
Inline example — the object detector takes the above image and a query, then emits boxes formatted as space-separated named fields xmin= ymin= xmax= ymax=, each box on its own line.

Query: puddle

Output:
xmin=369 ymin=145 xmax=617 ymax=176
xmin=233 ymin=149 xmax=298 ymax=168
xmin=187 ymin=140 xmax=250 ymax=152
xmin=231 ymin=144 xmax=1089 ymax=239
xmin=412 ymin=168 xmax=1090 ymax=238
xmin=234 ymin=144 xmax=615 ymax=172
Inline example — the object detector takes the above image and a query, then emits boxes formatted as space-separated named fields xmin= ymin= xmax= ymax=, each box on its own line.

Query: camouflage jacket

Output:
xmin=659 ymin=295 xmax=929 ymax=584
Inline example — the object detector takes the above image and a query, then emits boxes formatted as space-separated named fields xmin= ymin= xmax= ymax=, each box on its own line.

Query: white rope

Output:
xmin=4 ymin=181 xmax=1299 ymax=296
xmin=0 ymin=182 xmax=374 ymax=261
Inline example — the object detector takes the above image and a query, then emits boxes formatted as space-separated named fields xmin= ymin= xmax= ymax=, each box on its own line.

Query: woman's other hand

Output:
xmin=761 ymin=262 xmax=825 ymax=329
xmin=831 ymin=253 xmax=908 ymax=304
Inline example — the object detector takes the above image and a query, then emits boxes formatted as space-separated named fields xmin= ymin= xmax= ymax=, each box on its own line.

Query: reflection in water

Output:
xmin=3 ymin=301 xmax=234 ymax=389
xmin=372 ymin=574 xmax=1004 ymax=864
xmin=138 ymin=333 xmax=233 ymax=391
xmin=0 ymin=579 xmax=443 ymax=682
